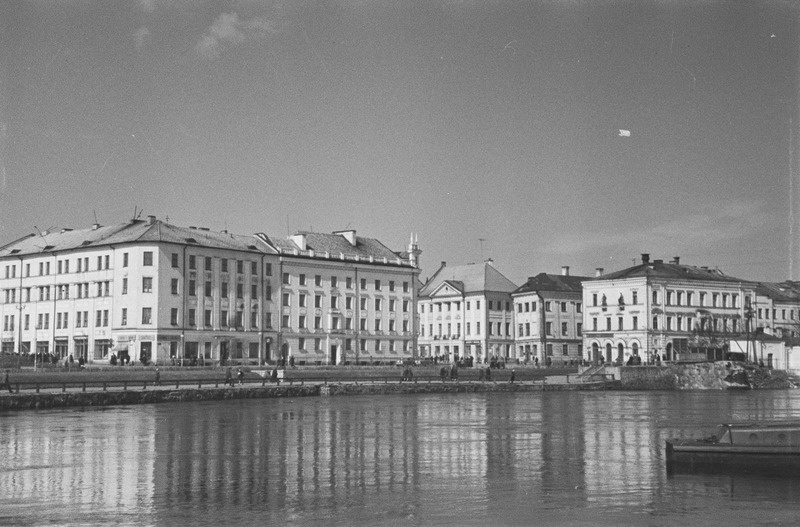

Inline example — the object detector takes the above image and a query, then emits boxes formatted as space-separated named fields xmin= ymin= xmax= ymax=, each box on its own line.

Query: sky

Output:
xmin=1 ymin=0 xmax=798 ymax=285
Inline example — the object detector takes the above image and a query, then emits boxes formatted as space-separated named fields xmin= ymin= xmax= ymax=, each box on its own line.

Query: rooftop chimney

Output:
xmin=147 ymin=215 xmax=156 ymax=225
xmin=289 ymin=233 xmax=307 ymax=250
xmin=561 ymin=266 xmax=570 ymax=276
xmin=671 ymin=256 xmax=680 ymax=265
xmin=595 ymin=267 xmax=604 ymax=277
xmin=333 ymin=229 xmax=357 ymax=246
xmin=92 ymin=223 xmax=100 ymax=230
xmin=654 ymin=259 xmax=663 ymax=265
xmin=441 ymin=261 xmax=447 ymax=268
xmin=641 ymin=253 xmax=650 ymax=264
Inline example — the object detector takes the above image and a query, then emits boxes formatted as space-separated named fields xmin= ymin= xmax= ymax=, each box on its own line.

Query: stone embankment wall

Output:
xmin=0 ymin=380 xmax=617 ymax=411
xmin=619 ymin=363 xmax=798 ymax=390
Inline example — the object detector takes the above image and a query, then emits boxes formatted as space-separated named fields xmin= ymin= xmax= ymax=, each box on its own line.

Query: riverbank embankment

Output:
xmin=0 ymin=378 xmax=616 ymax=411
xmin=618 ymin=362 xmax=798 ymax=390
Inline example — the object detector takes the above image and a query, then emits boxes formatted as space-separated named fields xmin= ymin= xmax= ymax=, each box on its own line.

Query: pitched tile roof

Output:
xmin=589 ymin=260 xmax=753 ymax=284
xmin=756 ymin=281 xmax=800 ymax=303
xmin=0 ymin=220 xmax=273 ymax=257
xmin=420 ymin=262 xmax=517 ymax=297
xmin=258 ymin=231 xmax=409 ymax=264
xmin=513 ymin=273 xmax=590 ymax=295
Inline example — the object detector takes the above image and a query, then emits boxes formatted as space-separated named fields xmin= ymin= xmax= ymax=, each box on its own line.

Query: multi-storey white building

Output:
xmin=261 ymin=231 xmax=420 ymax=366
xmin=582 ymin=254 xmax=757 ymax=364
xmin=752 ymin=281 xmax=800 ymax=342
xmin=0 ymin=217 xmax=420 ymax=366
xmin=417 ymin=260 xmax=517 ymax=363
xmin=512 ymin=267 xmax=589 ymax=366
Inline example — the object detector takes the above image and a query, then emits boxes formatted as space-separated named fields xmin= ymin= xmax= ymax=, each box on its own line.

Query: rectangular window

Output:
xmin=205 ymin=281 xmax=212 ymax=297
xmin=618 ymin=317 xmax=623 ymax=330
xmin=375 ymin=298 xmax=382 ymax=311
xmin=346 ymin=277 xmax=353 ymax=289
xmin=205 ymin=310 xmax=212 ymax=327
xmin=331 ymin=276 xmax=338 ymax=288
xmin=251 ymin=284 xmax=257 ymax=298
xmin=171 ymin=253 xmax=179 ymax=268
xmin=315 ymin=316 xmax=321 ymax=329
xmin=561 ymin=302 xmax=567 ymax=313
xmin=251 ymin=261 xmax=257 ymax=275
xmin=265 ymin=263 xmax=272 ymax=276
xmin=121 ymin=308 xmax=128 ymax=326
xmin=189 ymin=279 xmax=196 ymax=296
xmin=189 ymin=309 xmax=196 ymax=326
xmin=360 ymin=278 xmax=366 ymax=290
xmin=545 ymin=301 xmax=551 ymax=312
xmin=283 ymin=273 xmax=290 ymax=285
xmin=299 ymin=294 xmax=307 ymax=308
xmin=171 ymin=278 xmax=179 ymax=295
xmin=283 ymin=293 xmax=290 ymax=307
xmin=222 ymin=259 xmax=228 ymax=273
xmin=142 ymin=308 xmax=152 ymax=325
xmin=143 ymin=277 xmax=153 ymax=293
xmin=577 ymin=323 xmax=582 ymax=336
xmin=189 ymin=255 xmax=196 ymax=269
xmin=545 ymin=322 xmax=552 ymax=335
xmin=331 ymin=296 xmax=339 ymax=309
xmin=221 ymin=282 xmax=228 ymax=298
xmin=403 ymin=281 xmax=409 ymax=293
xmin=315 ymin=275 xmax=322 ymax=287
xmin=299 ymin=274 xmax=306 ymax=286
xmin=606 ymin=318 xmax=611 ymax=331
xmin=562 ymin=344 xmax=569 ymax=356
xmin=375 ymin=280 xmax=381 ymax=291
xmin=315 ymin=294 xmax=322 ymax=308
xmin=170 ymin=308 xmax=178 ymax=325
xmin=632 ymin=316 xmax=638 ymax=330
xmin=143 ymin=251 xmax=153 ymax=266
xmin=562 ymin=322 xmax=568 ymax=336
xmin=236 ymin=260 xmax=243 ymax=274
xmin=235 ymin=283 xmax=243 ymax=299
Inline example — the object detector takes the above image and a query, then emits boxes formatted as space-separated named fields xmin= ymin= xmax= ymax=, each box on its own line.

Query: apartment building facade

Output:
xmin=512 ymin=267 xmax=588 ymax=365
xmin=0 ymin=217 xmax=420 ymax=366
xmin=582 ymin=254 xmax=757 ymax=364
xmin=417 ymin=260 xmax=517 ymax=363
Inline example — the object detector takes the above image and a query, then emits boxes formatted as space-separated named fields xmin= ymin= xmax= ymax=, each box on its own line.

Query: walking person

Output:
xmin=225 ymin=367 xmax=233 ymax=387
xmin=1 ymin=369 xmax=12 ymax=394
xmin=509 ymin=369 xmax=515 ymax=384
xmin=237 ymin=368 xmax=244 ymax=386
xmin=154 ymin=368 xmax=160 ymax=386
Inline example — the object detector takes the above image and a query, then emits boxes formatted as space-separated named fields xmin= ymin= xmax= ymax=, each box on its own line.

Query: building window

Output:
xmin=171 ymin=253 xmax=179 ymax=268
xmin=142 ymin=308 xmax=152 ymax=325
xmin=315 ymin=294 xmax=322 ymax=308
xmin=652 ymin=316 xmax=659 ymax=330
xmin=143 ymin=277 xmax=153 ymax=293
xmin=205 ymin=310 xmax=212 ymax=327
xmin=545 ymin=322 xmax=552 ymax=335
xmin=265 ymin=263 xmax=272 ymax=276
xmin=577 ymin=323 xmax=582 ymax=336
xmin=606 ymin=318 xmax=611 ymax=331
xmin=561 ymin=302 xmax=567 ymax=313
xmin=143 ymin=252 xmax=153 ymax=266
xmin=282 ymin=273 xmax=290 ymax=285
xmin=171 ymin=278 xmax=179 ymax=295
xmin=331 ymin=276 xmax=338 ymax=288
xmin=314 ymin=316 xmax=321 ymax=330
xmin=314 ymin=275 xmax=322 ymax=287
xmin=375 ymin=298 xmax=382 ymax=311
xmin=121 ymin=308 xmax=127 ymax=326
xmin=236 ymin=283 xmax=243 ymax=299
xmin=189 ymin=255 xmax=196 ymax=270
xmin=375 ymin=280 xmax=381 ymax=291
xmin=617 ymin=317 xmax=623 ymax=331
xmin=188 ymin=309 xmax=196 ymax=326
xmin=562 ymin=344 xmax=569 ymax=356
xmin=562 ymin=322 xmax=568 ymax=336
xmin=221 ymin=282 xmax=228 ymax=298
xmin=632 ymin=291 xmax=638 ymax=304
xmin=593 ymin=293 xmax=598 ymax=306
xmin=170 ymin=308 xmax=178 ymax=325
xmin=205 ymin=281 xmax=212 ymax=297
xmin=236 ymin=260 xmax=243 ymax=274
xmin=282 ymin=293 xmax=290 ymax=307
xmin=545 ymin=301 xmax=551 ymax=312
xmin=632 ymin=316 xmax=638 ymax=330
xmin=346 ymin=277 xmax=353 ymax=289
xmin=123 ymin=253 xmax=129 ymax=267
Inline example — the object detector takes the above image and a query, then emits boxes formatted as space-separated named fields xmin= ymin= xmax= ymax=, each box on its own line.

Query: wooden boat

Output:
xmin=666 ymin=423 xmax=800 ymax=475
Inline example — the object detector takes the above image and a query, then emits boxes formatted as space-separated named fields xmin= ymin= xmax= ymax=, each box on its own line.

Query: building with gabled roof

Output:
xmin=0 ymin=217 xmax=420 ymax=367
xmin=582 ymin=254 xmax=757 ymax=365
xmin=417 ymin=260 xmax=517 ymax=363
xmin=512 ymin=266 xmax=590 ymax=366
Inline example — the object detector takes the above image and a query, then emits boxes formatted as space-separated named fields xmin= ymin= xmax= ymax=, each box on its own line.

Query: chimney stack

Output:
xmin=147 ymin=215 xmax=156 ymax=225
xmin=595 ymin=268 xmax=604 ymax=277
xmin=671 ymin=256 xmax=680 ymax=265
xmin=641 ymin=253 xmax=650 ymax=264
xmin=561 ymin=266 xmax=570 ymax=276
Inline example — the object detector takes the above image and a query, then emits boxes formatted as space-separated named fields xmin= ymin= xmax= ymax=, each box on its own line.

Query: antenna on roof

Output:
xmin=478 ymin=238 xmax=486 ymax=261
xmin=286 ymin=214 xmax=290 ymax=236
xmin=93 ymin=210 xmax=98 ymax=225
xmin=33 ymin=225 xmax=49 ymax=249
xmin=135 ymin=208 xmax=143 ymax=220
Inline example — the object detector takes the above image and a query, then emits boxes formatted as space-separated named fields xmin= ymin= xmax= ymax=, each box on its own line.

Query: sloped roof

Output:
xmin=258 ymin=231 xmax=403 ymax=262
xmin=513 ymin=273 xmax=590 ymax=295
xmin=0 ymin=220 xmax=274 ymax=257
xmin=419 ymin=262 xmax=517 ymax=298
xmin=589 ymin=260 xmax=753 ymax=284
xmin=756 ymin=281 xmax=800 ymax=303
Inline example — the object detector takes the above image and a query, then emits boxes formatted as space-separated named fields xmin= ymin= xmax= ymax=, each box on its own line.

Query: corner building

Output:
xmin=0 ymin=217 xmax=420 ymax=366
xmin=582 ymin=254 xmax=756 ymax=364
xmin=512 ymin=266 xmax=589 ymax=366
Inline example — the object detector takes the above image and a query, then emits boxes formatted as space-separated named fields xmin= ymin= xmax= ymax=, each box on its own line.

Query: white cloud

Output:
xmin=196 ymin=12 xmax=278 ymax=59
xmin=133 ymin=26 xmax=151 ymax=50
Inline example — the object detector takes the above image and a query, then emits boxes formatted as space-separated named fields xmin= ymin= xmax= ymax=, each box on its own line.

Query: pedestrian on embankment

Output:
xmin=1 ymin=370 xmax=12 ymax=394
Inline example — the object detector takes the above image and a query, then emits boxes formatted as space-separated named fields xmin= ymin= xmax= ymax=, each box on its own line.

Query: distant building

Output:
xmin=417 ymin=260 xmax=517 ymax=363
xmin=752 ymin=281 xmax=800 ymax=343
xmin=0 ymin=217 xmax=420 ymax=366
xmin=512 ymin=266 xmax=589 ymax=366
xmin=582 ymin=254 xmax=757 ymax=364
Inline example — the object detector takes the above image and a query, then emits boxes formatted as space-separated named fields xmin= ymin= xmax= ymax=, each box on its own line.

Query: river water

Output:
xmin=2 ymin=390 xmax=800 ymax=526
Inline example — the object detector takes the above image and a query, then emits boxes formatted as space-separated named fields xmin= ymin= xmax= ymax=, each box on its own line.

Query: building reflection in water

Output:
xmin=3 ymin=390 xmax=800 ymax=524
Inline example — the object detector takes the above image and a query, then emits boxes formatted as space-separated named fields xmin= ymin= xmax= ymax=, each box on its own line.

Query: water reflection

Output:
xmin=2 ymin=391 xmax=800 ymax=525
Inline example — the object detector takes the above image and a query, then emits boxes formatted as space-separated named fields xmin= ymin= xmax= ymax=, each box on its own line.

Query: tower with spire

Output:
xmin=407 ymin=233 xmax=421 ymax=269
